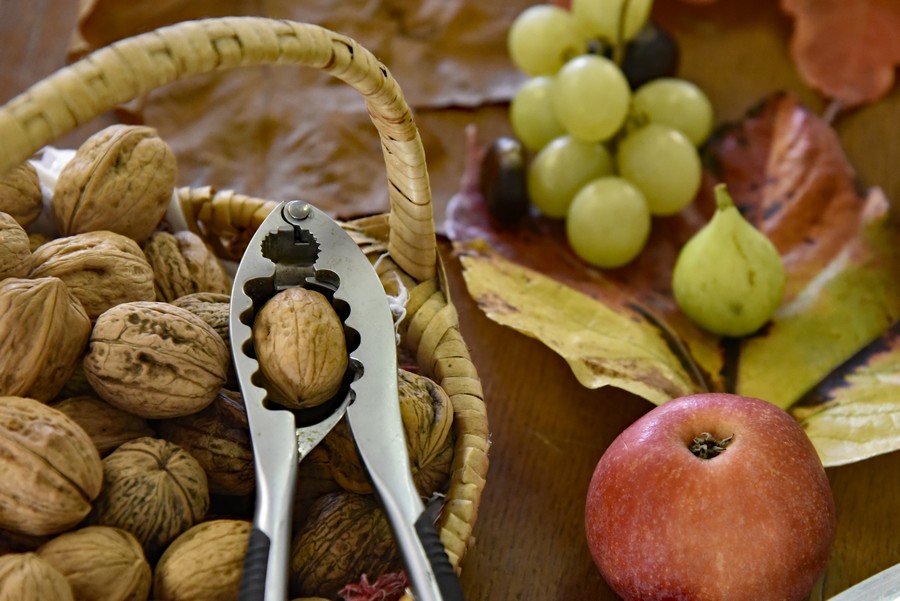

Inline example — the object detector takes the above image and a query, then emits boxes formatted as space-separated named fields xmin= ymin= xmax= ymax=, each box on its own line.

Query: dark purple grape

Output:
xmin=479 ymin=137 xmax=530 ymax=227
xmin=620 ymin=22 xmax=680 ymax=89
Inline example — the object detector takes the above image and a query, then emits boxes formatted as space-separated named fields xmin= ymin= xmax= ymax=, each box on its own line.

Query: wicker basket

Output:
xmin=0 ymin=16 xmax=488 ymax=575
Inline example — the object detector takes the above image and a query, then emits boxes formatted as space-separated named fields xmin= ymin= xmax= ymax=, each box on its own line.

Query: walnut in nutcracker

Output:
xmin=83 ymin=301 xmax=229 ymax=419
xmin=37 ymin=525 xmax=151 ymax=601
xmin=152 ymin=519 xmax=250 ymax=601
xmin=87 ymin=437 xmax=209 ymax=561
xmin=144 ymin=231 xmax=230 ymax=302
xmin=0 ymin=396 xmax=103 ymax=536
xmin=51 ymin=124 xmax=176 ymax=242
xmin=0 ymin=277 xmax=91 ymax=401
xmin=29 ymin=230 xmax=156 ymax=321
xmin=252 ymin=286 xmax=348 ymax=409
xmin=0 ymin=162 xmax=42 ymax=228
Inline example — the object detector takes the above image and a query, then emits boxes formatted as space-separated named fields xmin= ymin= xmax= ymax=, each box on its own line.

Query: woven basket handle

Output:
xmin=0 ymin=17 xmax=436 ymax=281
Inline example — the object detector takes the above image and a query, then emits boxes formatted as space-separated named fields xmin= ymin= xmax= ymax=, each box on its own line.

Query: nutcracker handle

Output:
xmin=238 ymin=528 xmax=271 ymax=601
xmin=415 ymin=512 xmax=466 ymax=601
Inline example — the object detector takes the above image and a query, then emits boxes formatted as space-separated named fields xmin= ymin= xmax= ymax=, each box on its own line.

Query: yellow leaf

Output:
xmin=459 ymin=248 xmax=702 ymax=405
xmin=793 ymin=327 xmax=900 ymax=466
xmin=737 ymin=192 xmax=900 ymax=409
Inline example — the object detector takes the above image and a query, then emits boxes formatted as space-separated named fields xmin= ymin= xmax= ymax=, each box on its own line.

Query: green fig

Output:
xmin=672 ymin=183 xmax=785 ymax=337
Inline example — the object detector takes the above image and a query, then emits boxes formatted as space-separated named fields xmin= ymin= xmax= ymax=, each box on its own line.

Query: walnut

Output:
xmin=50 ymin=395 xmax=155 ymax=456
xmin=0 ymin=277 xmax=91 ymax=401
xmin=397 ymin=369 xmax=455 ymax=497
xmin=29 ymin=231 xmax=156 ymax=320
xmin=87 ymin=437 xmax=209 ymax=561
xmin=171 ymin=292 xmax=235 ymax=388
xmin=170 ymin=292 xmax=230 ymax=345
xmin=51 ymin=125 xmax=176 ymax=242
xmin=55 ymin=359 xmax=95 ymax=400
xmin=292 ymin=444 xmax=341 ymax=531
xmin=152 ymin=519 xmax=250 ymax=601
xmin=0 ymin=529 xmax=50 ymax=556
xmin=289 ymin=492 xmax=401 ymax=599
xmin=83 ymin=301 xmax=229 ymax=419
xmin=0 ymin=162 xmax=42 ymax=228
xmin=253 ymin=287 xmax=348 ymax=409
xmin=26 ymin=232 xmax=50 ymax=252
xmin=37 ymin=526 xmax=151 ymax=601
xmin=0 ymin=212 xmax=30 ymax=280
xmin=158 ymin=390 xmax=254 ymax=496
xmin=322 ymin=370 xmax=454 ymax=498
xmin=143 ymin=231 xmax=230 ymax=302
xmin=0 ymin=552 xmax=74 ymax=601
xmin=0 ymin=396 xmax=103 ymax=536
xmin=321 ymin=417 xmax=373 ymax=495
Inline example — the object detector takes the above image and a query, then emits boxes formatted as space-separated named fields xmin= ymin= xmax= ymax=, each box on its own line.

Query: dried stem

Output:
xmin=689 ymin=432 xmax=734 ymax=459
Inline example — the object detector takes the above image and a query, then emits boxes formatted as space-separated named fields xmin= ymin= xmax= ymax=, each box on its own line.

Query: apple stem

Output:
xmin=689 ymin=432 xmax=734 ymax=459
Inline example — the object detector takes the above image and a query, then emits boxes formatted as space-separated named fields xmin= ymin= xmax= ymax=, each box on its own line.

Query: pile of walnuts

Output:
xmin=0 ymin=125 xmax=455 ymax=601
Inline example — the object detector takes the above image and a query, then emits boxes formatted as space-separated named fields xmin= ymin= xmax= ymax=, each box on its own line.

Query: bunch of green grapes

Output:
xmin=505 ymin=0 xmax=714 ymax=269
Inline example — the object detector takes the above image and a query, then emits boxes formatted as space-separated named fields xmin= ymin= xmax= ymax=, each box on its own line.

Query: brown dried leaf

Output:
xmin=68 ymin=0 xmax=532 ymax=217
xmin=781 ymin=0 xmax=900 ymax=107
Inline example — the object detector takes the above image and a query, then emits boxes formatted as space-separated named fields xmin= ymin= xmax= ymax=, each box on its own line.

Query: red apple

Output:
xmin=585 ymin=393 xmax=836 ymax=601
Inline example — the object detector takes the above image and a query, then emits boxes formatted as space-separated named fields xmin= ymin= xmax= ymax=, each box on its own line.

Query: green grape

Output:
xmin=571 ymin=0 xmax=654 ymax=44
xmin=507 ymin=4 xmax=587 ymax=76
xmin=551 ymin=54 xmax=631 ymax=142
xmin=528 ymin=135 xmax=614 ymax=218
xmin=566 ymin=176 xmax=651 ymax=268
xmin=632 ymin=78 xmax=714 ymax=146
xmin=616 ymin=123 xmax=701 ymax=216
xmin=510 ymin=77 xmax=567 ymax=151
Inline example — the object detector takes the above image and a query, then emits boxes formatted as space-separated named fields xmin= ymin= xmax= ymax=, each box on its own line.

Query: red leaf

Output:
xmin=781 ymin=0 xmax=900 ymax=106
xmin=709 ymin=93 xmax=869 ymax=300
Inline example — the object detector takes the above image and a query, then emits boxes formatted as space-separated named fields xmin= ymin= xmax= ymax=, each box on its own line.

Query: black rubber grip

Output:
xmin=239 ymin=527 xmax=271 ymax=601
xmin=414 ymin=513 xmax=466 ymax=601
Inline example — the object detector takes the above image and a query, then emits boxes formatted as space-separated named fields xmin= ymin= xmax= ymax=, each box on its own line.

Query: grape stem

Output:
xmin=612 ymin=0 xmax=635 ymax=66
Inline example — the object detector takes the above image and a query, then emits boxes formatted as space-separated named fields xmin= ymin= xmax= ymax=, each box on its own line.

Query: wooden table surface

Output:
xmin=3 ymin=1 xmax=899 ymax=599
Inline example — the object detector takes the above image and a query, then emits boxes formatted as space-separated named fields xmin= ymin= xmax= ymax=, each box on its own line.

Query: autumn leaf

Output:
xmin=460 ymin=243 xmax=702 ymax=405
xmin=68 ymin=0 xmax=534 ymax=219
xmin=737 ymin=187 xmax=900 ymax=409
xmin=781 ymin=0 xmax=900 ymax=107
xmin=793 ymin=323 xmax=900 ymax=467
xmin=707 ymin=94 xmax=900 ymax=408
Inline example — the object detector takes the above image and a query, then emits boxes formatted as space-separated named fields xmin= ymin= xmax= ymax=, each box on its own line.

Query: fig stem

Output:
xmin=714 ymin=183 xmax=735 ymax=212
xmin=689 ymin=432 xmax=734 ymax=459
